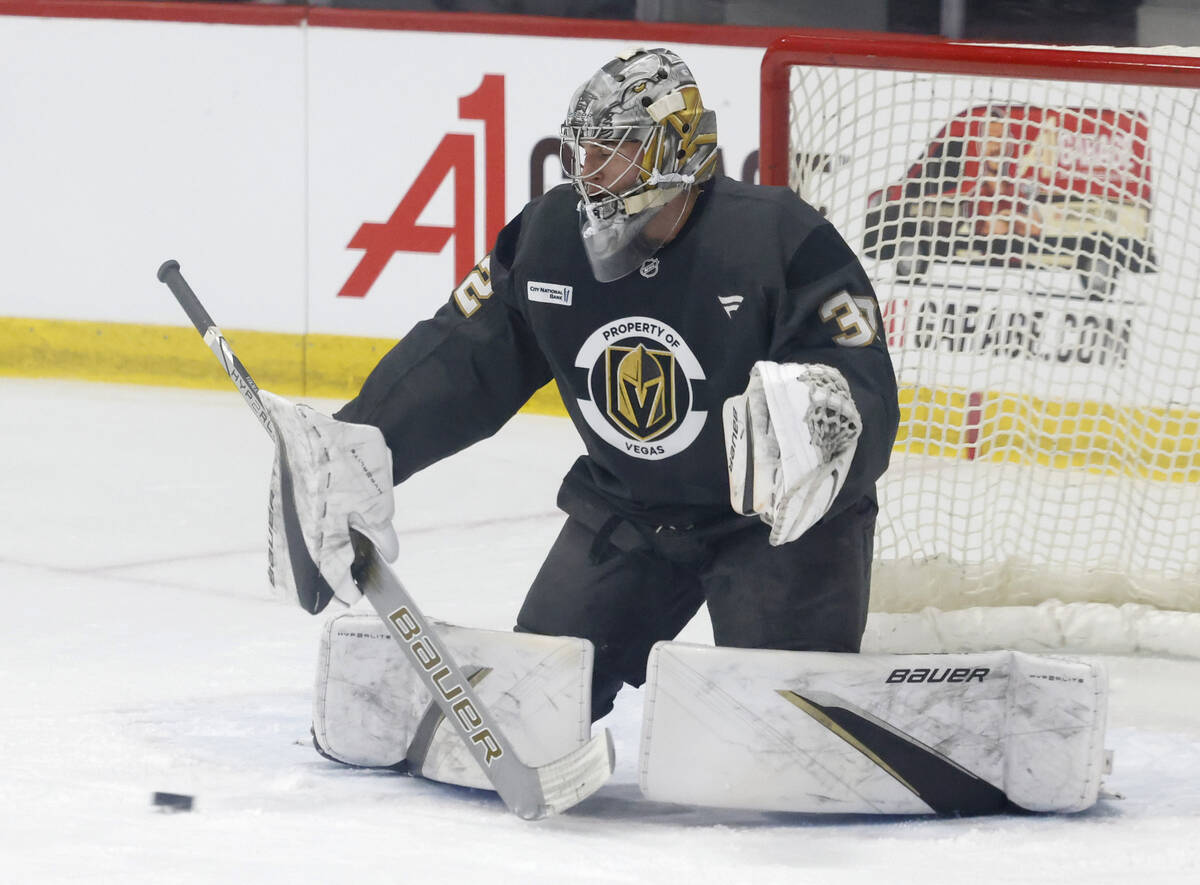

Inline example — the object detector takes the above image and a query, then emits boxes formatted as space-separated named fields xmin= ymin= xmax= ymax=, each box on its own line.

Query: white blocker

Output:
xmin=313 ymin=613 xmax=596 ymax=791
xmin=640 ymin=643 xmax=1110 ymax=814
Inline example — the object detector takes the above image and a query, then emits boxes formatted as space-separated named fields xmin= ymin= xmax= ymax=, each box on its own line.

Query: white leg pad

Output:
xmin=639 ymin=643 xmax=1109 ymax=814
xmin=313 ymin=612 xmax=595 ymax=791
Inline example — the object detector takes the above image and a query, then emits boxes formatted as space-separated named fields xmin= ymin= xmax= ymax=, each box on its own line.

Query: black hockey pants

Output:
xmin=515 ymin=496 xmax=875 ymax=721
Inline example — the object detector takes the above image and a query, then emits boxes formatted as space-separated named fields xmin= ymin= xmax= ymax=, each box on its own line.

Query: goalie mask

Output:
xmin=560 ymin=47 xmax=719 ymax=282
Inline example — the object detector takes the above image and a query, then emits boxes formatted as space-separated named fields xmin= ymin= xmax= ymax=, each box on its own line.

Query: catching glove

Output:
xmin=723 ymin=361 xmax=861 ymax=546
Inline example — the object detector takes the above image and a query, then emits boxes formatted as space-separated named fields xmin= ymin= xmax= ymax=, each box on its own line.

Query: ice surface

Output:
xmin=1 ymin=379 xmax=1198 ymax=883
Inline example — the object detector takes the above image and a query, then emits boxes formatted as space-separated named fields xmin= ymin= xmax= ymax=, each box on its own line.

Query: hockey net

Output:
xmin=761 ymin=34 xmax=1200 ymax=656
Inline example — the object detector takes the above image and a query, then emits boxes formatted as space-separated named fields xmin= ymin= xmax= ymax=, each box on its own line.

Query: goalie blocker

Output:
xmin=640 ymin=643 xmax=1110 ymax=814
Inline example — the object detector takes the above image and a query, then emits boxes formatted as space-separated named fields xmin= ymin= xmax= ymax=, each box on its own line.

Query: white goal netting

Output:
xmin=768 ymin=38 xmax=1200 ymax=654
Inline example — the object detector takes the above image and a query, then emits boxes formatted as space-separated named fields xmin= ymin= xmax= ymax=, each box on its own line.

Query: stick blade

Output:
xmin=528 ymin=728 xmax=615 ymax=819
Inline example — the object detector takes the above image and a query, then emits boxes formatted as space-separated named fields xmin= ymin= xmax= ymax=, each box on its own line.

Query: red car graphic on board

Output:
xmin=863 ymin=104 xmax=1156 ymax=297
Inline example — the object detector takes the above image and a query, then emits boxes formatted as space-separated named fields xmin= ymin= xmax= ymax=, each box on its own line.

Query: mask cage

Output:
xmin=559 ymin=123 xmax=661 ymax=215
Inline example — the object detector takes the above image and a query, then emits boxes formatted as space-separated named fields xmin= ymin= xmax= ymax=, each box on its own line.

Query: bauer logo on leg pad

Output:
xmin=885 ymin=667 xmax=990 ymax=683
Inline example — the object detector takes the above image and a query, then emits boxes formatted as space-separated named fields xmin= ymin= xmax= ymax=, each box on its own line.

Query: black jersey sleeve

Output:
xmin=334 ymin=212 xmax=553 ymax=485
xmin=769 ymin=215 xmax=900 ymax=514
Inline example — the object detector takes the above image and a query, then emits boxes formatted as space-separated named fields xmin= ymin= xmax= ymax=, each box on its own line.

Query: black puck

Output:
xmin=152 ymin=791 xmax=194 ymax=812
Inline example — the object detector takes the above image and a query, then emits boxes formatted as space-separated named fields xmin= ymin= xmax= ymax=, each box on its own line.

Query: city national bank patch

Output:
xmin=527 ymin=281 xmax=573 ymax=306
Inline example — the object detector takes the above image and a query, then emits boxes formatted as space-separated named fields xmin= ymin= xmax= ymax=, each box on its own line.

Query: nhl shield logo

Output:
xmin=606 ymin=344 xmax=677 ymax=441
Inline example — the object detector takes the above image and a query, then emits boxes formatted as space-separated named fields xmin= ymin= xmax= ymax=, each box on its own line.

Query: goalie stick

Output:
xmin=156 ymin=259 xmax=614 ymax=820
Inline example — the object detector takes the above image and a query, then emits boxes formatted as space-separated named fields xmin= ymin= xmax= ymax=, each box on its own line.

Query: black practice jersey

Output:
xmin=337 ymin=175 xmax=899 ymax=528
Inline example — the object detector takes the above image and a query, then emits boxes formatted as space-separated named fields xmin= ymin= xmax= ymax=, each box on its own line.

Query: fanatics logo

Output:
xmin=718 ymin=295 xmax=743 ymax=317
xmin=639 ymin=258 xmax=660 ymax=278
xmin=527 ymin=281 xmax=573 ymax=306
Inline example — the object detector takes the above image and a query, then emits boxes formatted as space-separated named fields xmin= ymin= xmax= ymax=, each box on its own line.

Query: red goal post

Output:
xmin=760 ymin=34 xmax=1200 ymax=189
xmin=760 ymin=34 xmax=1200 ymax=656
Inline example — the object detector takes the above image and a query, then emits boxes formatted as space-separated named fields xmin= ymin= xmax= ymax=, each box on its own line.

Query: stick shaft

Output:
xmin=157 ymin=260 xmax=274 ymax=440
xmin=352 ymin=536 xmax=547 ymax=818
xmin=155 ymin=260 xmax=612 ymax=819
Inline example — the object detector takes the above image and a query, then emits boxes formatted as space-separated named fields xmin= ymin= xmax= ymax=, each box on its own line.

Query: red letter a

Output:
xmin=339 ymin=133 xmax=475 ymax=298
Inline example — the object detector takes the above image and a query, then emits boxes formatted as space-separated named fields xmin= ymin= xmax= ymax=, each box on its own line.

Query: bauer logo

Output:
xmin=573 ymin=317 xmax=707 ymax=460
xmin=386 ymin=606 xmax=504 ymax=766
xmin=886 ymin=667 xmax=990 ymax=684
xmin=527 ymin=281 xmax=573 ymax=306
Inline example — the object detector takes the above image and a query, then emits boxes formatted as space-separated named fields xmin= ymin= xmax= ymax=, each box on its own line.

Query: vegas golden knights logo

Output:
xmin=575 ymin=316 xmax=706 ymax=461
xmin=606 ymin=344 xmax=677 ymax=441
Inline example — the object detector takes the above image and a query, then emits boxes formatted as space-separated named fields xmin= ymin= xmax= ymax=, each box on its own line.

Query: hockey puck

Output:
xmin=151 ymin=792 xmax=194 ymax=812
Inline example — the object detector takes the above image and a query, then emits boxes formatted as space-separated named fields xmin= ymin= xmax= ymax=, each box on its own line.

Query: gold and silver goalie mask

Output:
xmin=560 ymin=47 xmax=719 ymax=282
